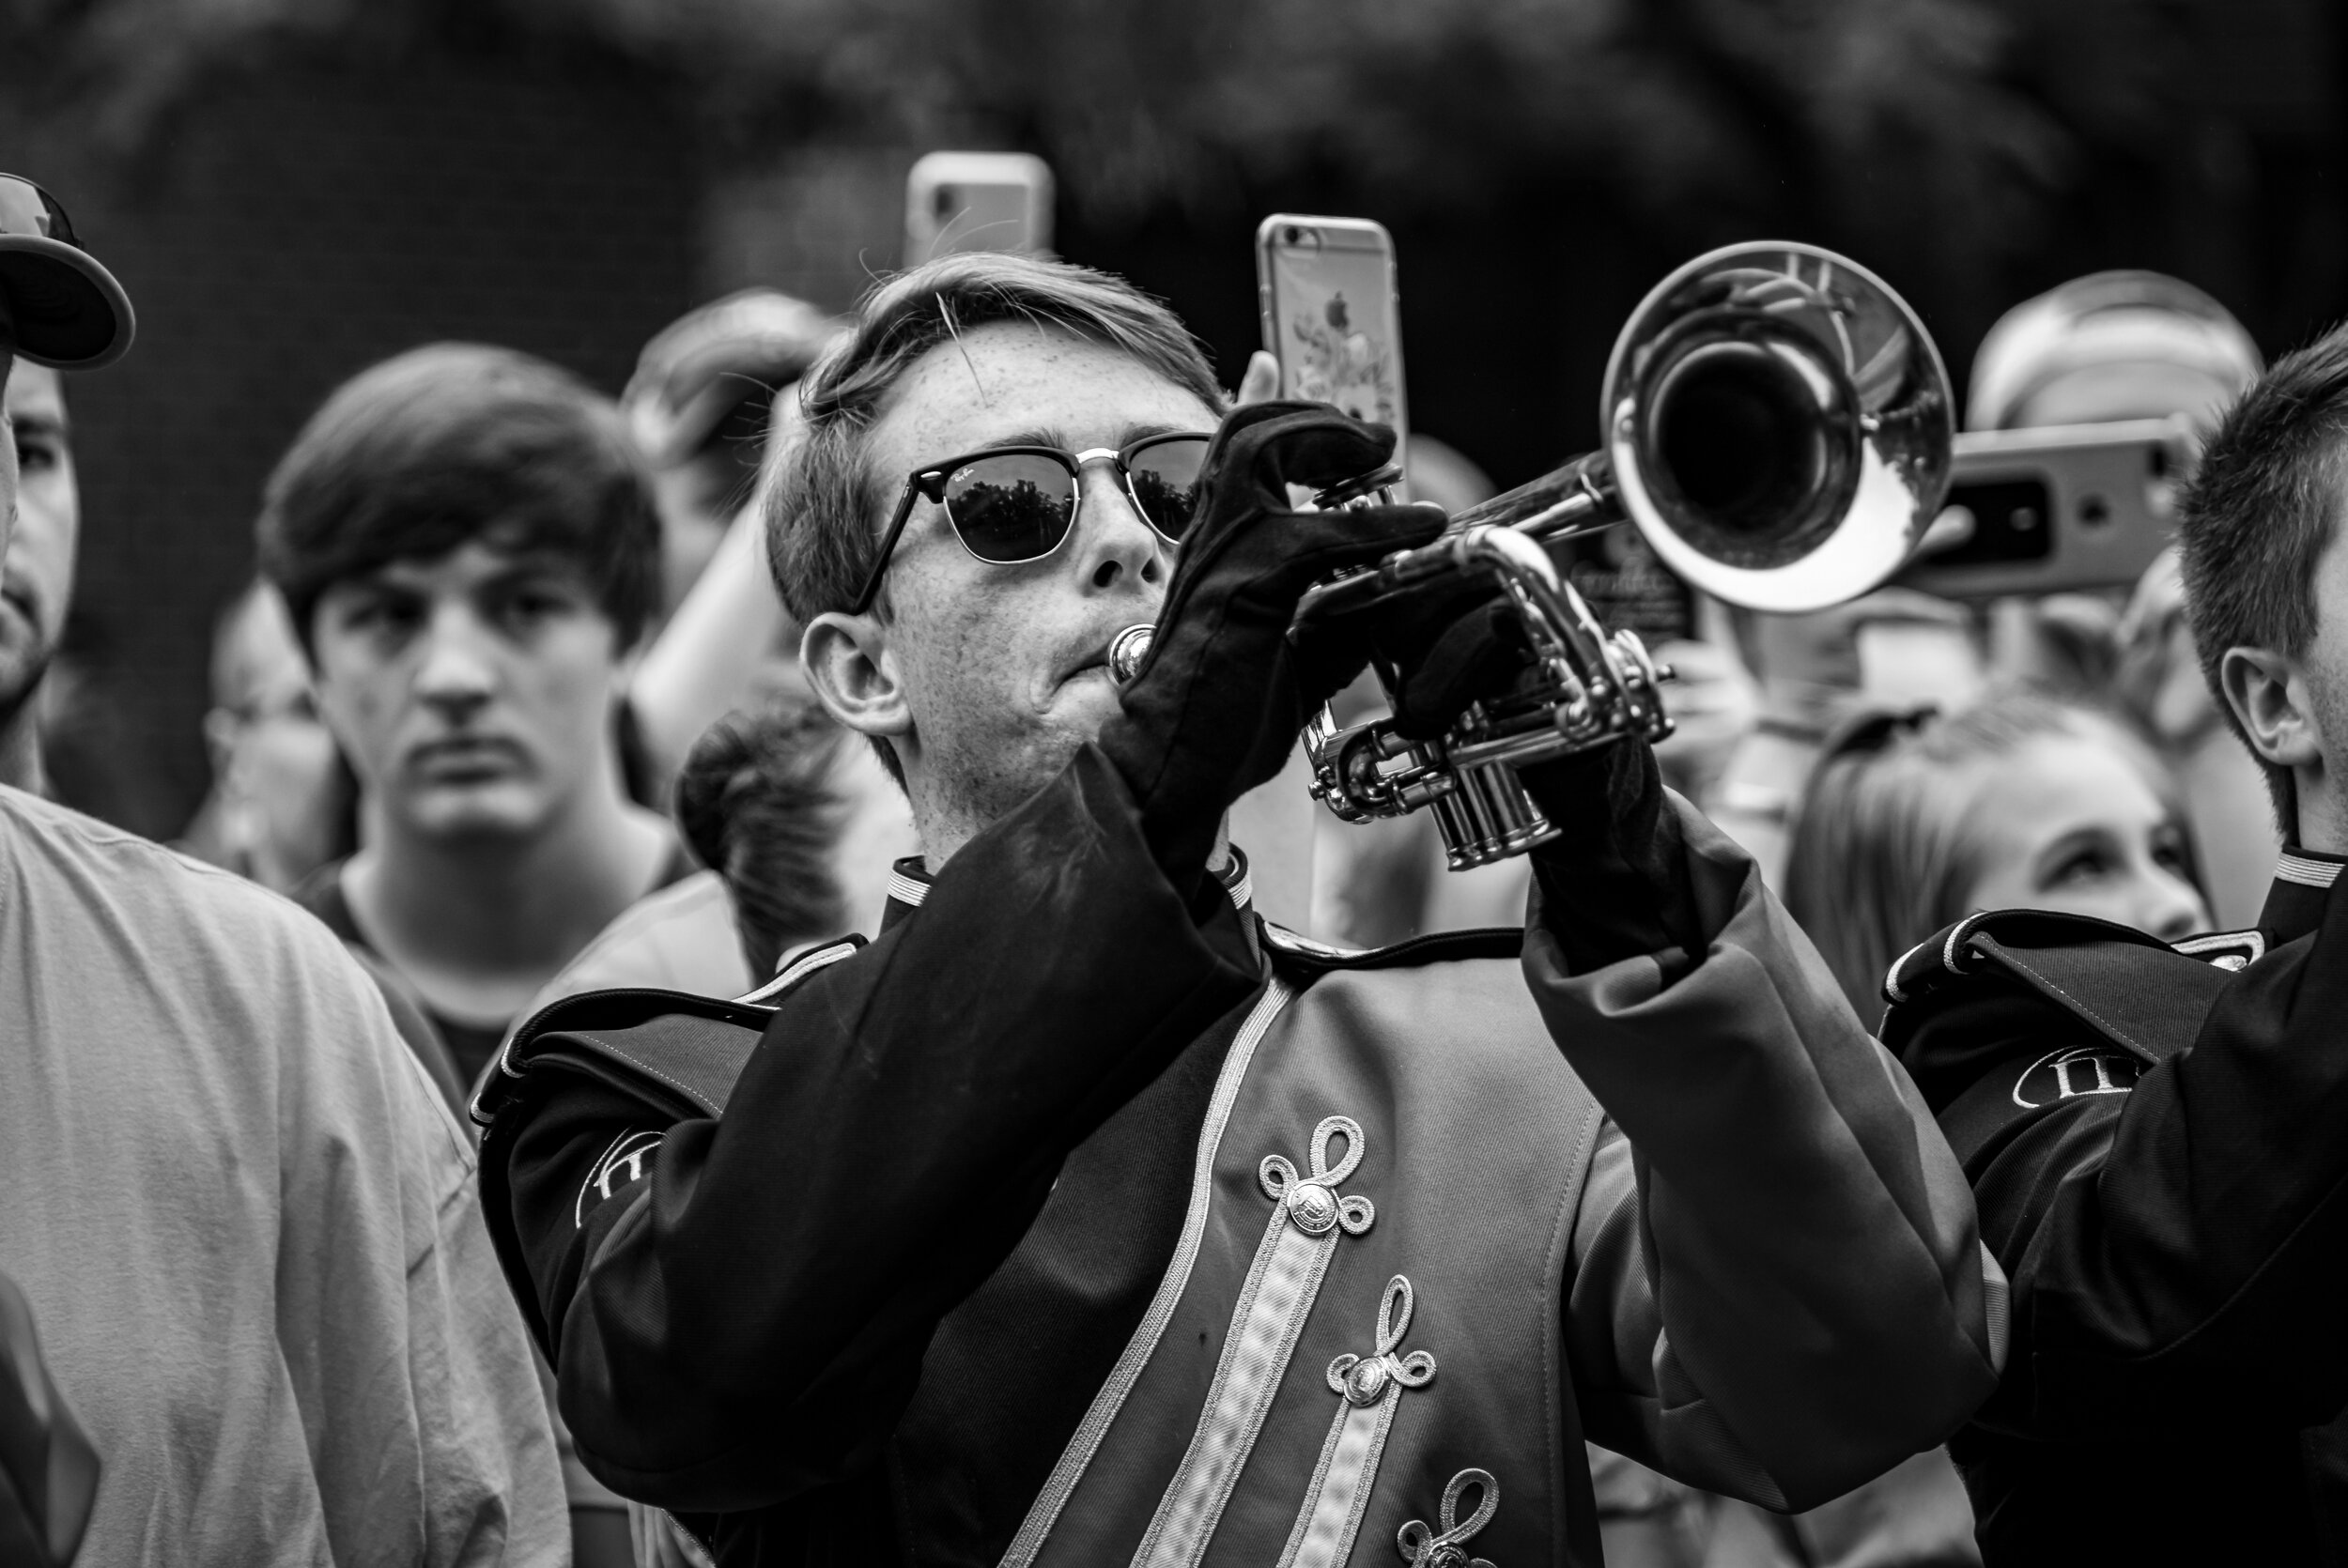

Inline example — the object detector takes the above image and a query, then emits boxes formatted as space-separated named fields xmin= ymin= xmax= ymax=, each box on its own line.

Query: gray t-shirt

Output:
xmin=0 ymin=786 xmax=566 ymax=1565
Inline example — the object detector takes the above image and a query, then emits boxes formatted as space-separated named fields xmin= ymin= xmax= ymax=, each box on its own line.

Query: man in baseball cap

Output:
xmin=0 ymin=175 xmax=133 ymax=371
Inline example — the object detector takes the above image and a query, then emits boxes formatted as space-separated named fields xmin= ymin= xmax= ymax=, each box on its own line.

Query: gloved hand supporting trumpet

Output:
xmin=1114 ymin=240 xmax=1956 ymax=873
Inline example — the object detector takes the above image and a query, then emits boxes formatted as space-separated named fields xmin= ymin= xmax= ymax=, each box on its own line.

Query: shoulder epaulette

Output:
xmin=1880 ymin=910 xmax=2249 ymax=1065
xmin=1259 ymin=920 xmax=1522 ymax=976
xmin=470 ymin=934 xmax=866 ymax=1131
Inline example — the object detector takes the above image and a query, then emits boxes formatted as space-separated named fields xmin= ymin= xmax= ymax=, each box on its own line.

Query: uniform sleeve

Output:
xmin=1937 ymin=883 xmax=2348 ymax=1438
xmin=1540 ymin=795 xmax=2002 ymax=1512
xmin=521 ymin=747 xmax=1260 ymax=1512
xmin=271 ymin=917 xmax=569 ymax=1567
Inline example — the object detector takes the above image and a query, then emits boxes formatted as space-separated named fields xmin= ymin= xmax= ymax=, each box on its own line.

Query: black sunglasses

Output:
xmin=847 ymin=432 xmax=1213 ymax=614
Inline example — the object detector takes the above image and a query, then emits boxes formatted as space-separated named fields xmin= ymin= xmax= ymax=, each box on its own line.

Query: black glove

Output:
xmin=1520 ymin=738 xmax=1704 ymax=975
xmin=1099 ymin=401 xmax=1448 ymax=899
xmin=1382 ymin=598 xmax=1533 ymax=741
xmin=1356 ymin=570 xmax=1698 ymax=972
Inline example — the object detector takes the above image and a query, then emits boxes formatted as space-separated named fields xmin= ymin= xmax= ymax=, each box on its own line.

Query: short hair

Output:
xmin=257 ymin=343 xmax=661 ymax=652
xmin=1783 ymin=690 xmax=2188 ymax=1021
xmin=674 ymin=697 xmax=853 ymax=978
xmin=764 ymin=251 xmax=1225 ymax=627
xmin=2175 ymin=324 xmax=2348 ymax=836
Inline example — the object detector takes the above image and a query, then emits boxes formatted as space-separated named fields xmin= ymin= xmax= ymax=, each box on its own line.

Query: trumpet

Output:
xmin=1116 ymin=241 xmax=1955 ymax=870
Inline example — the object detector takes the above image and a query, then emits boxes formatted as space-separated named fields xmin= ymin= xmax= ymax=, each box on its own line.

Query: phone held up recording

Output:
xmin=904 ymin=152 xmax=1055 ymax=267
xmin=1899 ymin=418 xmax=2195 ymax=600
xmin=1256 ymin=216 xmax=1411 ymax=464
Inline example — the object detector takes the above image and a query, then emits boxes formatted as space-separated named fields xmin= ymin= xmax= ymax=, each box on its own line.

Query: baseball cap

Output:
xmin=0 ymin=174 xmax=135 ymax=370
xmin=1967 ymin=270 xmax=2257 ymax=433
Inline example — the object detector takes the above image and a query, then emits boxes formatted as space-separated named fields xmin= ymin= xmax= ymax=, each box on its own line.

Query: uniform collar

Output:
xmin=2257 ymin=846 xmax=2345 ymax=945
xmin=877 ymin=846 xmax=1257 ymax=934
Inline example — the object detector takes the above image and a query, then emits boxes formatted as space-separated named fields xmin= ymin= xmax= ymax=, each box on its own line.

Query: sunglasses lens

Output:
xmin=1126 ymin=438 xmax=1212 ymax=540
xmin=943 ymin=453 xmax=1075 ymax=562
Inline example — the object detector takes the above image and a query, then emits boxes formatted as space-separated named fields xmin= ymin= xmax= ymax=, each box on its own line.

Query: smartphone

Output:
xmin=1898 ymin=418 xmax=2195 ymax=599
xmin=904 ymin=152 xmax=1054 ymax=266
xmin=1256 ymin=215 xmax=1409 ymax=453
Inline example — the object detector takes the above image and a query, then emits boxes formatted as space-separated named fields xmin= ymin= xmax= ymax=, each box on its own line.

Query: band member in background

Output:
xmin=1887 ymin=324 xmax=2348 ymax=1563
xmin=0 ymin=172 xmax=565 ymax=1568
xmin=481 ymin=252 xmax=2000 ymax=1564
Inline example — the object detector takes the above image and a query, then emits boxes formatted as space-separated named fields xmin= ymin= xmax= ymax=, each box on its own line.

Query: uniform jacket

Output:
xmin=1891 ymin=849 xmax=2348 ymax=1565
xmin=479 ymin=745 xmax=2000 ymax=1565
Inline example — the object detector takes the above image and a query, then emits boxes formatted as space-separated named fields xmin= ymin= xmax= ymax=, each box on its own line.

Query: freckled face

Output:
xmin=860 ymin=323 xmax=1219 ymax=829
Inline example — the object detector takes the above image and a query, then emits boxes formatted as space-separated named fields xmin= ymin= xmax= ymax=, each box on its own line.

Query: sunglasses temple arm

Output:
xmin=848 ymin=481 xmax=930 ymax=617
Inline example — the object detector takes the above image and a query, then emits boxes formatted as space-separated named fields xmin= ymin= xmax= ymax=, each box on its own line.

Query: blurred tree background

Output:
xmin=1 ymin=0 xmax=2340 ymax=833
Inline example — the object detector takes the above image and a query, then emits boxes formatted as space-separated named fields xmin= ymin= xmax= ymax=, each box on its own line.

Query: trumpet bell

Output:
xmin=1605 ymin=242 xmax=1953 ymax=614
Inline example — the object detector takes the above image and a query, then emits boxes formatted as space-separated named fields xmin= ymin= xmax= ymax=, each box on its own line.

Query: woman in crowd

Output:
xmin=1784 ymin=688 xmax=2210 ymax=1034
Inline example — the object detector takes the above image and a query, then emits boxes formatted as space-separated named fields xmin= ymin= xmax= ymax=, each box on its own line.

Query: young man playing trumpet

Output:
xmin=482 ymin=251 xmax=2001 ymax=1563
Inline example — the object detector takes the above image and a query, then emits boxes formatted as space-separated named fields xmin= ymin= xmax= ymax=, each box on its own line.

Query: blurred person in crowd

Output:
xmin=519 ymin=691 xmax=915 ymax=1016
xmin=0 ymin=172 xmax=565 ymax=1566
xmin=176 ymin=577 xmax=354 ymax=892
xmin=626 ymin=287 xmax=841 ymax=620
xmin=1874 ymin=327 xmax=2348 ymax=1564
xmin=622 ymin=291 xmax=842 ymax=792
xmin=0 ymin=353 xmax=73 ymax=792
xmin=1965 ymin=270 xmax=2261 ymax=434
xmin=1784 ymin=692 xmax=2206 ymax=1021
xmin=1970 ymin=270 xmax=2275 ymax=926
xmin=477 ymin=252 xmax=1996 ymax=1562
xmin=0 ymin=338 xmax=175 ymax=832
xmin=259 ymin=341 xmax=694 ymax=1568
xmin=260 ymin=342 xmax=698 ymax=1096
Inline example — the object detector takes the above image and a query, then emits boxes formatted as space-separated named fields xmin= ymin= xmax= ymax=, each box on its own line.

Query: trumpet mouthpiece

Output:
xmin=1107 ymin=623 xmax=1155 ymax=684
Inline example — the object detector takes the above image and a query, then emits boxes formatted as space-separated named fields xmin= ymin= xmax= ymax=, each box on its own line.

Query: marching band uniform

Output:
xmin=477 ymin=403 xmax=1997 ymax=1564
xmin=1888 ymin=848 xmax=2348 ymax=1564
xmin=478 ymin=753 xmax=1999 ymax=1565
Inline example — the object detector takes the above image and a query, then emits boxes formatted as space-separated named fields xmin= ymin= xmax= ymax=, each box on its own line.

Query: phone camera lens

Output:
xmin=1283 ymin=226 xmax=1303 ymax=245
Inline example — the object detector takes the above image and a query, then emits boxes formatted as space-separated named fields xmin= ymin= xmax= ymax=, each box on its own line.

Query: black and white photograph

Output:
xmin=2 ymin=2 xmax=2346 ymax=1563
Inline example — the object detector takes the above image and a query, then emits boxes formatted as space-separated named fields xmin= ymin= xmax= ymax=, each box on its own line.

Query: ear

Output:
xmin=801 ymin=609 xmax=914 ymax=748
xmin=2217 ymin=643 xmax=2322 ymax=772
